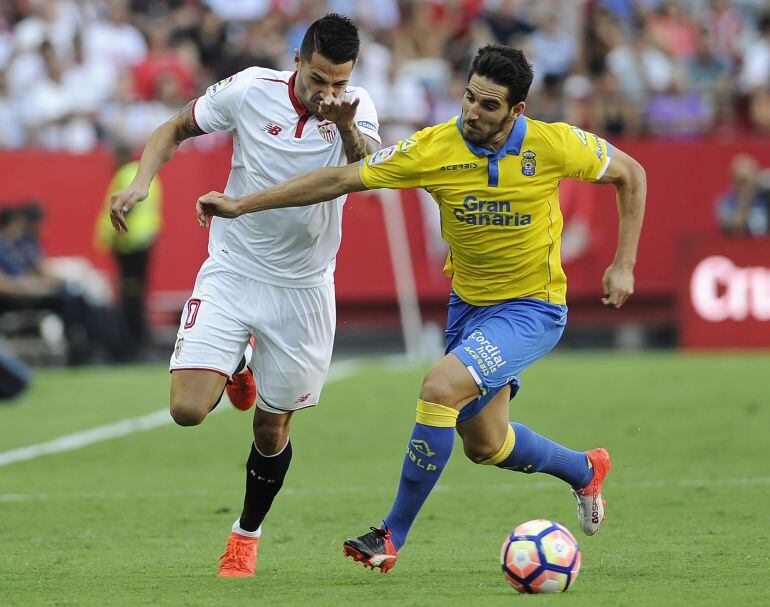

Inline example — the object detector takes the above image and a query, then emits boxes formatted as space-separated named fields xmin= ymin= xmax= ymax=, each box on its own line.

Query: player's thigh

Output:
xmin=250 ymin=281 xmax=335 ymax=413
xmin=169 ymin=369 xmax=228 ymax=424
xmin=450 ymin=300 xmax=567 ymax=407
xmin=169 ymin=260 xmax=253 ymax=379
xmin=456 ymin=386 xmax=511 ymax=462
xmin=419 ymin=353 xmax=483 ymax=409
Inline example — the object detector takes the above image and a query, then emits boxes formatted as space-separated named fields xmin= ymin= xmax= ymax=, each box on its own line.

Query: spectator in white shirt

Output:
xmin=527 ymin=11 xmax=576 ymax=87
xmin=0 ymin=69 xmax=26 ymax=148
xmin=740 ymin=12 xmax=770 ymax=93
xmin=22 ymin=40 xmax=98 ymax=152
xmin=84 ymin=0 xmax=147 ymax=70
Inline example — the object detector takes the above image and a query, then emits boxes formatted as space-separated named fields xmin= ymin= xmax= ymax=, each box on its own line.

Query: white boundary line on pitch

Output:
xmin=1 ymin=476 xmax=769 ymax=503
xmin=0 ymin=359 xmax=377 ymax=468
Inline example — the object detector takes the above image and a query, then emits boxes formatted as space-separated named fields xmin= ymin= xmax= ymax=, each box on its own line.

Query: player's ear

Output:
xmin=510 ymin=101 xmax=526 ymax=120
xmin=294 ymin=49 xmax=301 ymax=70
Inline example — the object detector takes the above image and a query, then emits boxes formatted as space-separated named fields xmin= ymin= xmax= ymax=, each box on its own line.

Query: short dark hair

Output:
xmin=300 ymin=13 xmax=360 ymax=64
xmin=0 ymin=206 xmax=18 ymax=228
xmin=468 ymin=44 xmax=534 ymax=106
xmin=760 ymin=12 xmax=770 ymax=34
xmin=20 ymin=202 xmax=44 ymax=223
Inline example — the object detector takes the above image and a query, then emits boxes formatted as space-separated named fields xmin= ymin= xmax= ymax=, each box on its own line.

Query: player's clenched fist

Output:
xmin=196 ymin=191 xmax=241 ymax=228
xmin=110 ymin=185 xmax=149 ymax=233
xmin=601 ymin=263 xmax=635 ymax=309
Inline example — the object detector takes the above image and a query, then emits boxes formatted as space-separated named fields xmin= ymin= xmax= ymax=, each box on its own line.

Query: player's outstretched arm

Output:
xmin=110 ymin=100 xmax=204 ymax=233
xmin=196 ymin=163 xmax=369 ymax=228
xmin=595 ymin=146 xmax=647 ymax=309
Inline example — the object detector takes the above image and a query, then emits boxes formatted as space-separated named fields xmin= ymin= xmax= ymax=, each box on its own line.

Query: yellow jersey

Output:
xmin=95 ymin=161 xmax=163 ymax=254
xmin=358 ymin=116 xmax=611 ymax=306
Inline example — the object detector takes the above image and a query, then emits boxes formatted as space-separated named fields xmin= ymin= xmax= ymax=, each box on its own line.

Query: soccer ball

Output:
xmin=500 ymin=519 xmax=581 ymax=593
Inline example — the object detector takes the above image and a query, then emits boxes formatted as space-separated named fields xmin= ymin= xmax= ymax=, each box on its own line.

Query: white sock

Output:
xmin=232 ymin=518 xmax=261 ymax=538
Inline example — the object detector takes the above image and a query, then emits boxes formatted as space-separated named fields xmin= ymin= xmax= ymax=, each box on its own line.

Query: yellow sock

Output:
xmin=415 ymin=399 xmax=459 ymax=428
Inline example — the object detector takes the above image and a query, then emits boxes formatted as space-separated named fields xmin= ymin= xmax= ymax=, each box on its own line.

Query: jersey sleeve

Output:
xmin=358 ymin=127 xmax=432 ymax=190
xmin=558 ymin=123 xmax=612 ymax=182
xmin=193 ymin=69 xmax=253 ymax=133
xmin=349 ymin=87 xmax=381 ymax=144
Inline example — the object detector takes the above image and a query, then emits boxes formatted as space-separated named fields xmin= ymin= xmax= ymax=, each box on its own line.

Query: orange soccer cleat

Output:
xmin=226 ymin=367 xmax=257 ymax=411
xmin=217 ymin=532 xmax=259 ymax=577
xmin=572 ymin=448 xmax=612 ymax=536
xmin=227 ymin=339 xmax=257 ymax=411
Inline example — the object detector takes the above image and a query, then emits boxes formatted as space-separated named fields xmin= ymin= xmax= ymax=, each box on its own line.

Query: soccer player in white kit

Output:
xmin=108 ymin=14 xmax=381 ymax=577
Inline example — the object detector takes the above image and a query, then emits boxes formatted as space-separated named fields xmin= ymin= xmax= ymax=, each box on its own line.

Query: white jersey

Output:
xmin=193 ymin=67 xmax=381 ymax=287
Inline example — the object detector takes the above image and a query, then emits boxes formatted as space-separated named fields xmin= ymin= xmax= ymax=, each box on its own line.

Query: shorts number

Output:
xmin=184 ymin=299 xmax=201 ymax=329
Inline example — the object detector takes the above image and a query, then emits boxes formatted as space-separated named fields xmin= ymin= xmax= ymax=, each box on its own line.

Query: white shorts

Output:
xmin=169 ymin=258 xmax=336 ymax=414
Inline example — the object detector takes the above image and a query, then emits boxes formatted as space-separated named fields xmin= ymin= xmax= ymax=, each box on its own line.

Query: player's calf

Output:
xmin=252 ymin=409 xmax=292 ymax=454
xmin=237 ymin=412 xmax=294 ymax=534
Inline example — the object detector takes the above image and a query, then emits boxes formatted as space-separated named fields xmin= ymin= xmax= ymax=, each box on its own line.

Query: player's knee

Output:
xmin=253 ymin=423 xmax=289 ymax=455
xmin=169 ymin=399 xmax=208 ymax=427
xmin=419 ymin=373 xmax=459 ymax=408
xmin=463 ymin=442 xmax=499 ymax=465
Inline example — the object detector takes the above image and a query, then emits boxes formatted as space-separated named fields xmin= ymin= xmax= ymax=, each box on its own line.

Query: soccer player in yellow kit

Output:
xmin=196 ymin=44 xmax=646 ymax=573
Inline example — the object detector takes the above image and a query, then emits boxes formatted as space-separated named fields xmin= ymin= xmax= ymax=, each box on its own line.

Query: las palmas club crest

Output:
xmin=317 ymin=122 xmax=337 ymax=143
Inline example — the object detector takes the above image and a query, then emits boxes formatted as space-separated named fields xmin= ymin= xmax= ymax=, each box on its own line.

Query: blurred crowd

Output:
xmin=1 ymin=0 xmax=770 ymax=152
xmin=716 ymin=154 xmax=770 ymax=237
xmin=0 ymin=201 xmax=125 ymax=364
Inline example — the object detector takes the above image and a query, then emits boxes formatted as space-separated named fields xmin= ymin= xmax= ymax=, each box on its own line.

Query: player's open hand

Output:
xmin=317 ymin=95 xmax=360 ymax=129
xmin=601 ymin=263 xmax=634 ymax=309
xmin=110 ymin=184 xmax=149 ymax=233
xmin=196 ymin=191 xmax=241 ymax=228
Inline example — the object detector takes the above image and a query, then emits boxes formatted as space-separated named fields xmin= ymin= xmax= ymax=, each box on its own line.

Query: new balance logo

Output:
xmin=262 ymin=123 xmax=282 ymax=136
xmin=294 ymin=393 xmax=311 ymax=404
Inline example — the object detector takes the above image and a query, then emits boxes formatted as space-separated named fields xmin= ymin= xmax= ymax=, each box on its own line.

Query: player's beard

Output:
xmin=462 ymin=113 xmax=511 ymax=148
xmin=305 ymin=93 xmax=325 ymax=117
xmin=304 ymin=90 xmax=324 ymax=115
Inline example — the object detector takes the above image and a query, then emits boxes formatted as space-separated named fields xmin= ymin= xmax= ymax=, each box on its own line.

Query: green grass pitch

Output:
xmin=1 ymin=353 xmax=768 ymax=606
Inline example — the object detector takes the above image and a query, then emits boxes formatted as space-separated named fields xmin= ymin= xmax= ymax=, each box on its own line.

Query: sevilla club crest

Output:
xmin=317 ymin=122 xmax=337 ymax=144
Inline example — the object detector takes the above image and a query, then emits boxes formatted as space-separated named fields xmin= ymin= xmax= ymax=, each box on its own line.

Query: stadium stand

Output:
xmin=1 ymin=0 xmax=770 ymax=151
